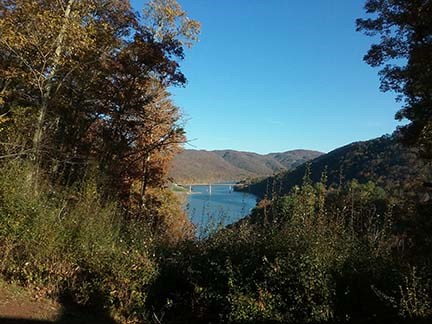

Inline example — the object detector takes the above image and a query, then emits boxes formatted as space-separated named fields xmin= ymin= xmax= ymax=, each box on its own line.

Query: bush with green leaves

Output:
xmin=1 ymin=160 xmax=431 ymax=323
xmin=149 ymin=178 xmax=431 ymax=323
xmin=0 ymin=161 xmax=157 ymax=322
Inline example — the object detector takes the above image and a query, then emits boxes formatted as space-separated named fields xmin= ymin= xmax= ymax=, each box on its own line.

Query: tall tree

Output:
xmin=0 ymin=0 xmax=135 ymax=160
xmin=0 ymin=0 xmax=200 ymax=204
xmin=357 ymin=0 xmax=432 ymax=157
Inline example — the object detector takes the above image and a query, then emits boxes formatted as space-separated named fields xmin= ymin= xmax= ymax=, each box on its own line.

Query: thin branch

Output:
xmin=0 ymin=41 xmax=45 ymax=81
xmin=0 ymin=150 xmax=32 ymax=159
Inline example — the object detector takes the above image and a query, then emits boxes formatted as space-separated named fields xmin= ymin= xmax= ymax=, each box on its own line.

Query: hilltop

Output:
xmin=168 ymin=149 xmax=323 ymax=184
xmin=242 ymin=135 xmax=431 ymax=198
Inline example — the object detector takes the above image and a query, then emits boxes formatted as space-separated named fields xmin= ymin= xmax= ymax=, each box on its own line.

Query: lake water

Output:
xmin=185 ymin=184 xmax=258 ymax=235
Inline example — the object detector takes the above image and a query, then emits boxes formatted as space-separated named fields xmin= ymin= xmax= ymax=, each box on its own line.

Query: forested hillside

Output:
xmin=241 ymin=135 xmax=431 ymax=199
xmin=169 ymin=149 xmax=322 ymax=183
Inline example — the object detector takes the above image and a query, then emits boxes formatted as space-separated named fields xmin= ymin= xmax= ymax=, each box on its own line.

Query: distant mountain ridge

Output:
xmin=242 ymin=135 xmax=431 ymax=198
xmin=169 ymin=149 xmax=323 ymax=184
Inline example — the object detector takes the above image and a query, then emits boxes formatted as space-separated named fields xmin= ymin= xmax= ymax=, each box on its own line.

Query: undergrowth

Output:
xmin=149 ymin=178 xmax=432 ymax=323
xmin=0 ymin=161 xmax=157 ymax=322
xmin=0 ymin=161 xmax=431 ymax=323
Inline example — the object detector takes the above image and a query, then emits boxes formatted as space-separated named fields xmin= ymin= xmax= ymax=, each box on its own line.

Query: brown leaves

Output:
xmin=143 ymin=0 xmax=201 ymax=48
xmin=1 ymin=0 xmax=199 ymax=216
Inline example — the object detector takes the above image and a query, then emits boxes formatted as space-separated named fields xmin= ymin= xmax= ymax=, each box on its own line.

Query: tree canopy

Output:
xmin=0 ymin=0 xmax=200 ymax=210
xmin=357 ymin=0 xmax=432 ymax=157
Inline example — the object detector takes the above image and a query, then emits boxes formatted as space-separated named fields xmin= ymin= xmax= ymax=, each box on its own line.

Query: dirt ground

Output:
xmin=0 ymin=280 xmax=60 ymax=322
xmin=0 ymin=280 xmax=115 ymax=324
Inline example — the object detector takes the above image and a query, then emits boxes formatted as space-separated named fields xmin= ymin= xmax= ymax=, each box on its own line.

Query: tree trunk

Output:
xmin=140 ymin=154 xmax=151 ymax=209
xmin=0 ymin=80 xmax=11 ymax=99
xmin=32 ymin=0 xmax=75 ymax=160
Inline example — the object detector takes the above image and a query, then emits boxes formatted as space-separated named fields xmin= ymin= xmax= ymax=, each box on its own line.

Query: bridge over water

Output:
xmin=182 ymin=183 xmax=237 ymax=195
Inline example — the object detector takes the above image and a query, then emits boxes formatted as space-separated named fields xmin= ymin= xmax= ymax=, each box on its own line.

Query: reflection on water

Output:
xmin=185 ymin=184 xmax=258 ymax=236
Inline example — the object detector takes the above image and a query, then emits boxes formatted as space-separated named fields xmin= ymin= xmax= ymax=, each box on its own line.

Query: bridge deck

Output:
xmin=182 ymin=183 xmax=237 ymax=186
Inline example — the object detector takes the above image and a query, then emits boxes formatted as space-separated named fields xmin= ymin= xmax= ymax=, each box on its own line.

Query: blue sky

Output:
xmin=131 ymin=0 xmax=402 ymax=154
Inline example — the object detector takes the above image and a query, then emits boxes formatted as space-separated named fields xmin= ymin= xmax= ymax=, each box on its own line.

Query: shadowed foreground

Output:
xmin=0 ymin=281 xmax=115 ymax=324
xmin=0 ymin=307 xmax=116 ymax=324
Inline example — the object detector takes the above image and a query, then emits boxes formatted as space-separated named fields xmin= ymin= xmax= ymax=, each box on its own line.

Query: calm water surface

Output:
xmin=185 ymin=184 xmax=258 ymax=234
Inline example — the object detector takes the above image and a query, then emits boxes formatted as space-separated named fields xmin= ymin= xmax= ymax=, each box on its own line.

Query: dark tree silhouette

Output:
xmin=357 ymin=0 xmax=432 ymax=157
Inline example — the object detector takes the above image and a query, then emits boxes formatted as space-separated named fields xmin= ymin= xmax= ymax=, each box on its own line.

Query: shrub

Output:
xmin=0 ymin=161 xmax=157 ymax=322
xmin=149 ymin=179 xmax=423 ymax=323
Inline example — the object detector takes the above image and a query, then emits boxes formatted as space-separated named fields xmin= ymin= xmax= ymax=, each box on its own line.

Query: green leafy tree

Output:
xmin=357 ymin=0 xmax=432 ymax=157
